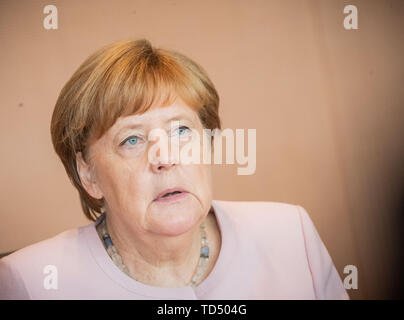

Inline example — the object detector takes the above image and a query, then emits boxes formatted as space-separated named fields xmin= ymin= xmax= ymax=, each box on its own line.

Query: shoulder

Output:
xmin=211 ymin=199 xmax=307 ymax=239
xmin=3 ymin=226 xmax=84 ymax=266
xmin=211 ymin=199 xmax=329 ymax=260
xmin=0 ymin=224 xmax=92 ymax=299
xmin=211 ymin=200 xmax=349 ymax=299
xmin=212 ymin=199 xmax=299 ymax=214
xmin=211 ymin=199 xmax=313 ymax=265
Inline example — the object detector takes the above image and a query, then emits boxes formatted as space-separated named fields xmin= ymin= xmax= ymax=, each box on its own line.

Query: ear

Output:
xmin=76 ymin=152 xmax=104 ymax=200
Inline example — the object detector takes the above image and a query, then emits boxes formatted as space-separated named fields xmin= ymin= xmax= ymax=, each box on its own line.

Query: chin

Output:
xmin=147 ymin=200 xmax=202 ymax=236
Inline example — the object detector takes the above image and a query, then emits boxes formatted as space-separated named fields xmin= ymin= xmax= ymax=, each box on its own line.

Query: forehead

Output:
xmin=111 ymin=99 xmax=200 ymax=133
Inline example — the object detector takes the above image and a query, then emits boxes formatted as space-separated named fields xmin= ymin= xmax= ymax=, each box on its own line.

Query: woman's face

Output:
xmin=77 ymin=98 xmax=213 ymax=237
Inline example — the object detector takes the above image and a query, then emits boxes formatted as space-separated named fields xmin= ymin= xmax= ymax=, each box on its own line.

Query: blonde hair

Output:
xmin=50 ymin=39 xmax=221 ymax=221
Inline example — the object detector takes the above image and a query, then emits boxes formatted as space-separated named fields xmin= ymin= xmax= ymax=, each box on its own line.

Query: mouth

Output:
xmin=153 ymin=188 xmax=189 ymax=202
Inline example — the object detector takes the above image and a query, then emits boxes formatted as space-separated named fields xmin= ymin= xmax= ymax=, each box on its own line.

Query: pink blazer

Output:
xmin=0 ymin=200 xmax=349 ymax=299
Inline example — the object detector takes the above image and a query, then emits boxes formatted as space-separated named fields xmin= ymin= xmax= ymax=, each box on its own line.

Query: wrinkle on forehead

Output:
xmin=109 ymin=103 xmax=201 ymax=140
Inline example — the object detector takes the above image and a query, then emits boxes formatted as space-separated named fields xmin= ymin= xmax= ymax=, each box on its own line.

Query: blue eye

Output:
xmin=121 ymin=136 xmax=139 ymax=146
xmin=176 ymin=126 xmax=190 ymax=136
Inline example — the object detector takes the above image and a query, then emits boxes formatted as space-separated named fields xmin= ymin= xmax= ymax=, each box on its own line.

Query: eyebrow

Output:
xmin=116 ymin=113 xmax=194 ymax=134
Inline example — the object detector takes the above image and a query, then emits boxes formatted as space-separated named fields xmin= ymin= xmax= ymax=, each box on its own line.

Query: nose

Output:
xmin=148 ymin=130 xmax=180 ymax=173
xmin=151 ymin=158 xmax=176 ymax=173
xmin=149 ymin=142 xmax=179 ymax=173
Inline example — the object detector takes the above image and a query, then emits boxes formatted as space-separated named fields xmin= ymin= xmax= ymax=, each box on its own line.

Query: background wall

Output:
xmin=0 ymin=0 xmax=403 ymax=299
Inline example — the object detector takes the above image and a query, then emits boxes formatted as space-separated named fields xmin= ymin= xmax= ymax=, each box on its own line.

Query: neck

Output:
xmin=98 ymin=210 xmax=212 ymax=287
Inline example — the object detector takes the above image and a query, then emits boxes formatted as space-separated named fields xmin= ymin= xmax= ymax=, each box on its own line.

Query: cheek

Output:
xmin=188 ymin=164 xmax=212 ymax=196
xmin=97 ymin=159 xmax=148 ymax=205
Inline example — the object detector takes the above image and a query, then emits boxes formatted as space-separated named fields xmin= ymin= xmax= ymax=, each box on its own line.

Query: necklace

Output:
xmin=98 ymin=213 xmax=210 ymax=288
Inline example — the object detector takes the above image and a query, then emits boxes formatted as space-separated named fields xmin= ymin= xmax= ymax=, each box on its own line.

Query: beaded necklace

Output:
xmin=98 ymin=213 xmax=210 ymax=288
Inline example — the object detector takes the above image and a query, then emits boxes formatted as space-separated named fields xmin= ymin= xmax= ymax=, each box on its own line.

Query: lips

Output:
xmin=154 ymin=187 xmax=189 ymax=201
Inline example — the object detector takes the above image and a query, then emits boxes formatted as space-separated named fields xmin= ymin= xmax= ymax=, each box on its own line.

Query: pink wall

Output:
xmin=1 ymin=0 xmax=403 ymax=299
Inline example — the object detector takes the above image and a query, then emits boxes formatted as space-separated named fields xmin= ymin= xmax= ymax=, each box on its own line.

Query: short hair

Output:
xmin=50 ymin=39 xmax=221 ymax=221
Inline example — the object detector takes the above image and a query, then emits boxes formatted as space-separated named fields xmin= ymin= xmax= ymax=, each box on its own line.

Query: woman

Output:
xmin=0 ymin=39 xmax=349 ymax=299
